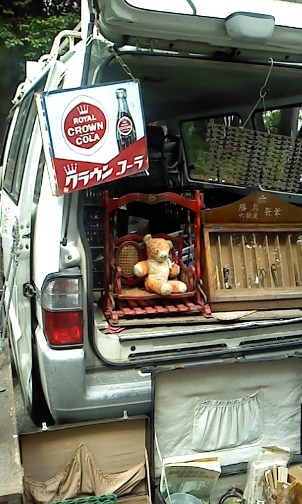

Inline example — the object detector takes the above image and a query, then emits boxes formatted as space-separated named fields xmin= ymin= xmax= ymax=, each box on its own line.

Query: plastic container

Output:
xmin=165 ymin=493 xmax=202 ymax=504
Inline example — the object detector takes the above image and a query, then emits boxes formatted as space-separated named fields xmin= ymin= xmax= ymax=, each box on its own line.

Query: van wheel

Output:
xmin=28 ymin=343 xmax=55 ymax=428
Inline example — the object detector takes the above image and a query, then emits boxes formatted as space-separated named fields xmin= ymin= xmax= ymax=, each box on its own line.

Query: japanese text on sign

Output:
xmin=63 ymin=154 xmax=144 ymax=192
xmin=238 ymin=202 xmax=282 ymax=220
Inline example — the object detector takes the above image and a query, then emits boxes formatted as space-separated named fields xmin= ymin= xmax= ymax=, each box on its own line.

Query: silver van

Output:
xmin=2 ymin=0 xmax=302 ymax=429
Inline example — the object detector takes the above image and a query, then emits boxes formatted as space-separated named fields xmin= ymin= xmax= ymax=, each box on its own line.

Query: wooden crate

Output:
xmin=202 ymin=191 xmax=302 ymax=311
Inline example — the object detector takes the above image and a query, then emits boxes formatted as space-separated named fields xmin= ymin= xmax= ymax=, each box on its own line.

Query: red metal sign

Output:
xmin=63 ymin=101 xmax=108 ymax=151
xmin=38 ymin=81 xmax=148 ymax=196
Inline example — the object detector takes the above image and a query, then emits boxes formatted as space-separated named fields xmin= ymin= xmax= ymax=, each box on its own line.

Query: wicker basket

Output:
xmin=197 ymin=122 xmax=302 ymax=192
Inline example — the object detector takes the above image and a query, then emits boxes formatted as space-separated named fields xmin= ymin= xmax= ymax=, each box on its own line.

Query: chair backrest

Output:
xmin=115 ymin=236 xmax=145 ymax=287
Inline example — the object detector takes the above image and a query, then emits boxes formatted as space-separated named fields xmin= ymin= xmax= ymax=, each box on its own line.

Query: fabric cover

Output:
xmin=154 ymin=358 xmax=302 ymax=476
xmin=23 ymin=443 xmax=145 ymax=503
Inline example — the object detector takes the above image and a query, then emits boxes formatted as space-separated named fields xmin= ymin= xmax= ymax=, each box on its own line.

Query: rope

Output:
xmin=154 ymin=430 xmax=173 ymax=504
xmin=242 ymin=57 xmax=274 ymax=129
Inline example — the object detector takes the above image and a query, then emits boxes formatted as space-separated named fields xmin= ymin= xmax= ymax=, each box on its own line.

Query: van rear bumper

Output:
xmin=35 ymin=329 xmax=151 ymax=424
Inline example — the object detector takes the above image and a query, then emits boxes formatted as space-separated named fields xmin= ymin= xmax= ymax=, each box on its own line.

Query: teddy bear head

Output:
xmin=143 ymin=234 xmax=173 ymax=263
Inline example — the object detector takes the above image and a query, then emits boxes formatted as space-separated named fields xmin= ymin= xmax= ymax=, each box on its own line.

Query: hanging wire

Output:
xmin=108 ymin=45 xmax=136 ymax=81
xmin=242 ymin=57 xmax=274 ymax=129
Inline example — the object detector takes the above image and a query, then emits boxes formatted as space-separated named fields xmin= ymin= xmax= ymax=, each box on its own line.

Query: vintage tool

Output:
xmin=219 ymin=487 xmax=243 ymax=504
xmin=271 ymin=264 xmax=278 ymax=287
xmin=223 ymin=266 xmax=232 ymax=289
xmin=259 ymin=268 xmax=266 ymax=287
xmin=294 ymin=263 xmax=301 ymax=286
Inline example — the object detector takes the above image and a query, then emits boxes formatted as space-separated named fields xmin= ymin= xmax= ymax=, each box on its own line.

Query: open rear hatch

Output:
xmin=81 ymin=0 xmax=302 ymax=364
xmin=86 ymin=0 xmax=302 ymax=62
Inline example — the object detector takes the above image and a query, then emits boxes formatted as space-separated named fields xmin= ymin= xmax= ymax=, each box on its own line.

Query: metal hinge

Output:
xmin=23 ymin=283 xmax=36 ymax=298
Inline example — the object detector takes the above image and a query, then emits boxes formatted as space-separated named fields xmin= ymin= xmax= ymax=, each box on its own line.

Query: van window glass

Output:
xmin=3 ymin=93 xmax=33 ymax=196
xmin=183 ymin=108 xmax=302 ymax=192
xmin=126 ymin=1 xmax=302 ymax=23
xmin=253 ymin=107 xmax=302 ymax=137
xmin=3 ymin=81 xmax=45 ymax=203
xmin=12 ymin=103 xmax=38 ymax=200
xmin=0 ymin=117 xmax=12 ymax=166
xmin=182 ymin=115 xmax=243 ymax=184
xmin=251 ymin=106 xmax=302 ymax=193
xmin=33 ymin=149 xmax=45 ymax=204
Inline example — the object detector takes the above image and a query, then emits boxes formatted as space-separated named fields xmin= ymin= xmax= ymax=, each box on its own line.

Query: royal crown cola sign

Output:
xmin=36 ymin=80 xmax=148 ymax=196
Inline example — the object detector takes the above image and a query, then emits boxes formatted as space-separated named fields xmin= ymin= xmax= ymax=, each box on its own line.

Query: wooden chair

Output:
xmin=103 ymin=191 xmax=211 ymax=325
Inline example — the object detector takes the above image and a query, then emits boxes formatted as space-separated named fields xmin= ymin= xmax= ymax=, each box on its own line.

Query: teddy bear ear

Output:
xmin=167 ymin=240 xmax=173 ymax=249
xmin=143 ymin=234 xmax=152 ymax=244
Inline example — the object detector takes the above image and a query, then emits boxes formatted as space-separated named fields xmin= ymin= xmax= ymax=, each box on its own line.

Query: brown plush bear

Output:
xmin=133 ymin=234 xmax=187 ymax=295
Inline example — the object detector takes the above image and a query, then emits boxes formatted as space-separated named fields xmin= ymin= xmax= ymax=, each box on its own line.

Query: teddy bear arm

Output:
xmin=169 ymin=262 xmax=180 ymax=278
xmin=133 ymin=260 xmax=149 ymax=278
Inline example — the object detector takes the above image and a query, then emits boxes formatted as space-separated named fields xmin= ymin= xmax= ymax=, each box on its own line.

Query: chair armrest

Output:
xmin=178 ymin=258 xmax=195 ymax=292
xmin=114 ymin=265 xmax=122 ymax=295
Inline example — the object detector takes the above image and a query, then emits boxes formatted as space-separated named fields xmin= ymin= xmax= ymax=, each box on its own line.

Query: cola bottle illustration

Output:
xmin=116 ymin=88 xmax=137 ymax=152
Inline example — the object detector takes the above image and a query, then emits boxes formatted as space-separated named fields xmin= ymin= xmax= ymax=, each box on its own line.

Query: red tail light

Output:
xmin=43 ymin=310 xmax=83 ymax=346
xmin=41 ymin=270 xmax=83 ymax=347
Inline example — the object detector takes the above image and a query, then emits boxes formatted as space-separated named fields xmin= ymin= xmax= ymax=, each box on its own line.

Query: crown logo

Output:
xmin=63 ymin=163 xmax=78 ymax=175
xmin=77 ymin=104 xmax=89 ymax=115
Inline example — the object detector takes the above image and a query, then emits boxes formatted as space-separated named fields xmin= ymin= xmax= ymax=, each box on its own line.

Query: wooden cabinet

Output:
xmin=202 ymin=192 xmax=302 ymax=311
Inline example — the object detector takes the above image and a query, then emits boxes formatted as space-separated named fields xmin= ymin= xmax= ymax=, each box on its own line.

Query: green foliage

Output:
xmin=0 ymin=0 xmax=80 ymax=61
xmin=262 ymin=110 xmax=281 ymax=134
xmin=0 ymin=0 xmax=81 ymax=142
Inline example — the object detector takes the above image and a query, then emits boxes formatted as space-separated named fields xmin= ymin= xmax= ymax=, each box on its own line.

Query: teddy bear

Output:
xmin=133 ymin=234 xmax=187 ymax=295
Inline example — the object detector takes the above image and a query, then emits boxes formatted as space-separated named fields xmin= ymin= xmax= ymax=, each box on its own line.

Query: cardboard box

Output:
xmin=20 ymin=417 xmax=151 ymax=504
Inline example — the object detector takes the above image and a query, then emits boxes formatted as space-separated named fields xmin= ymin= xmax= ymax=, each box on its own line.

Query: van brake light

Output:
xmin=41 ymin=271 xmax=83 ymax=347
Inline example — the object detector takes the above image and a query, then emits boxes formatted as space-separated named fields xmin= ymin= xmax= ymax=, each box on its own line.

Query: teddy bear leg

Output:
xmin=145 ymin=278 xmax=172 ymax=295
xmin=160 ymin=282 xmax=173 ymax=295
xmin=170 ymin=281 xmax=187 ymax=293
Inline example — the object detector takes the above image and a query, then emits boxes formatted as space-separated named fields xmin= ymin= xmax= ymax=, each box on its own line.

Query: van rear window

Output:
xmin=183 ymin=107 xmax=302 ymax=194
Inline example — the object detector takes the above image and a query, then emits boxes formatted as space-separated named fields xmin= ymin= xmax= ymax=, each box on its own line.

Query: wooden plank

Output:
xmin=164 ymin=304 xmax=178 ymax=313
xmin=127 ymin=300 xmax=146 ymax=315
xmin=275 ymin=234 xmax=284 ymax=287
xmin=241 ymin=234 xmax=248 ymax=288
xmin=287 ymin=233 xmax=295 ymax=286
xmin=252 ymin=233 xmax=260 ymax=287
xmin=151 ymin=305 xmax=167 ymax=314
xmin=0 ymin=339 xmax=23 ymax=504
xmin=229 ymin=234 xmax=237 ymax=289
